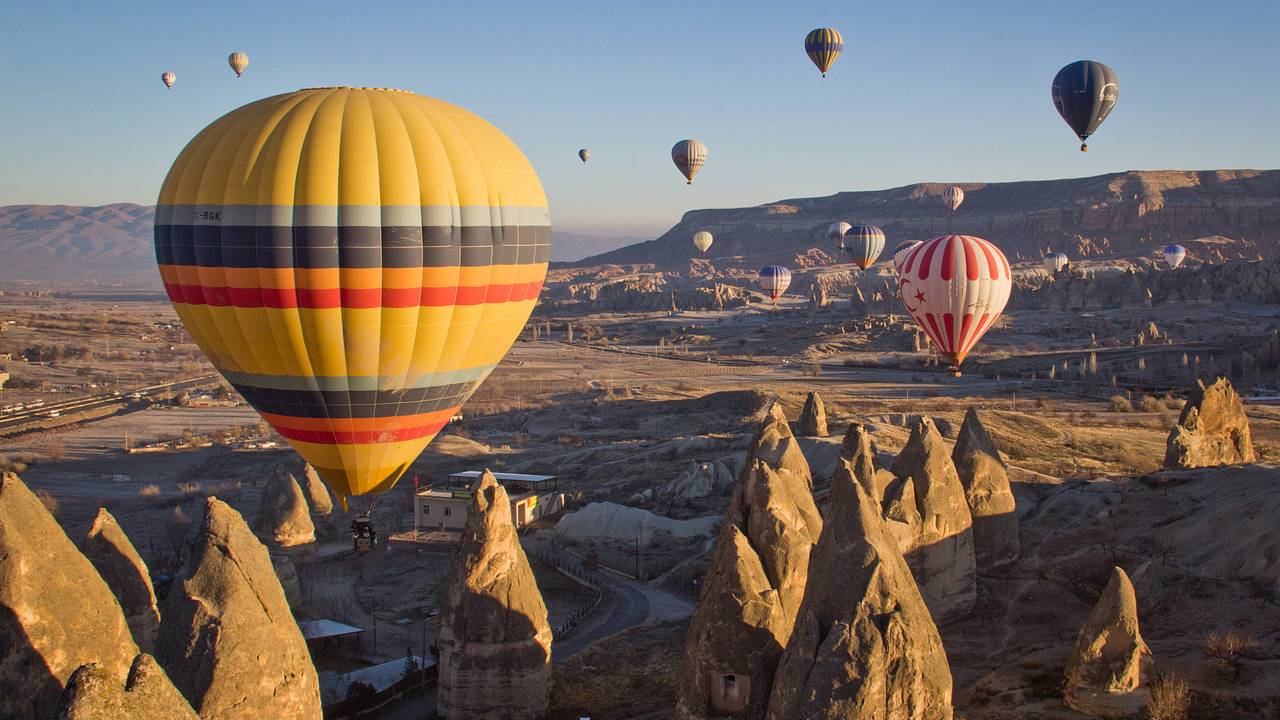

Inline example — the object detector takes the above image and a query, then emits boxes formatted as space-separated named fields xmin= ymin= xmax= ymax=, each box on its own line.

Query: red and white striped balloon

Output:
xmin=896 ymin=235 xmax=1011 ymax=371
xmin=943 ymin=185 xmax=964 ymax=211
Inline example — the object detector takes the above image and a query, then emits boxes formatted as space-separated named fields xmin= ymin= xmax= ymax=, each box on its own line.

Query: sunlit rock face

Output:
xmin=437 ymin=470 xmax=552 ymax=720
xmin=885 ymin=417 xmax=977 ymax=624
xmin=1164 ymin=377 xmax=1255 ymax=469
xmin=676 ymin=404 xmax=823 ymax=720
xmin=0 ymin=472 xmax=140 ymax=719
xmin=155 ymin=497 xmax=321 ymax=720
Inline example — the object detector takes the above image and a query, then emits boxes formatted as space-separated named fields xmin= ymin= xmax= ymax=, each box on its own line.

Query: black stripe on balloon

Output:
xmin=229 ymin=379 xmax=479 ymax=419
xmin=155 ymin=224 xmax=551 ymax=269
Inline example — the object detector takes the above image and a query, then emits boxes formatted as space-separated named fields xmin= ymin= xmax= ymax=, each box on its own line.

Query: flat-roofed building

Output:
xmin=414 ymin=472 xmax=564 ymax=532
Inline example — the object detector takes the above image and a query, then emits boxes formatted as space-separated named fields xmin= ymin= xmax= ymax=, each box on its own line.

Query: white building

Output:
xmin=414 ymin=472 xmax=564 ymax=532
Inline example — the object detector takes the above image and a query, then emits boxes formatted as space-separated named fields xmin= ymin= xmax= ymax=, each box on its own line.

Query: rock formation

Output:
xmin=798 ymin=391 xmax=828 ymax=437
xmin=437 ymin=470 xmax=552 ymax=720
xmin=1063 ymin=567 xmax=1156 ymax=717
xmin=0 ymin=473 xmax=140 ymax=719
xmin=885 ymin=417 xmax=977 ymax=623
xmin=677 ymin=404 xmax=823 ymax=719
xmin=155 ymin=497 xmax=321 ymax=720
xmin=1164 ymin=377 xmax=1255 ymax=468
xmin=82 ymin=507 xmax=161 ymax=652
xmin=767 ymin=424 xmax=953 ymax=719
xmin=951 ymin=408 xmax=1019 ymax=569
xmin=253 ymin=467 xmax=316 ymax=547
xmin=56 ymin=653 xmax=198 ymax=720
xmin=660 ymin=460 xmax=735 ymax=500
xmin=300 ymin=463 xmax=333 ymax=515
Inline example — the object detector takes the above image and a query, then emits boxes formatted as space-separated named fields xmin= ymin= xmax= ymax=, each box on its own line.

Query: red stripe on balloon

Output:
xmin=962 ymin=236 xmax=979 ymax=281
xmin=943 ymin=312 xmax=956 ymax=350
xmin=973 ymin=237 xmax=998 ymax=280
xmin=272 ymin=419 xmax=449 ymax=445
xmin=918 ymin=238 xmax=941 ymax=280
xmin=940 ymin=236 xmax=956 ymax=281
xmin=924 ymin=312 xmax=948 ymax=352
xmin=957 ymin=312 xmax=975 ymax=354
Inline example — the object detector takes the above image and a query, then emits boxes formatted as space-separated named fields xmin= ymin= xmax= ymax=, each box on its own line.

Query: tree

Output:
xmin=44 ymin=438 xmax=65 ymax=466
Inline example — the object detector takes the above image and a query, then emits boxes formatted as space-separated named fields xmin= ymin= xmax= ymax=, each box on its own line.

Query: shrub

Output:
xmin=138 ymin=484 xmax=162 ymax=498
xmin=177 ymin=481 xmax=202 ymax=496
xmin=1138 ymin=395 xmax=1163 ymax=413
xmin=35 ymin=490 xmax=60 ymax=516
xmin=1203 ymin=632 xmax=1257 ymax=680
xmin=1146 ymin=673 xmax=1192 ymax=720
xmin=1108 ymin=395 xmax=1133 ymax=413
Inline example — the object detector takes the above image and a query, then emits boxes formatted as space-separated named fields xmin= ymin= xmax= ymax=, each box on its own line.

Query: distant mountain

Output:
xmin=0 ymin=204 xmax=646 ymax=286
xmin=574 ymin=169 xmax=1280 ymax=269
xmin=0 ymin=204 xmax=157 ymax=286
xmin=549 ymin=231 xmax=650 ymax=262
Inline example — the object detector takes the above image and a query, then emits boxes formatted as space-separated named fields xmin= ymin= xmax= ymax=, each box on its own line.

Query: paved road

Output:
xmin=0 ymin=374 xmax=221 ymax=433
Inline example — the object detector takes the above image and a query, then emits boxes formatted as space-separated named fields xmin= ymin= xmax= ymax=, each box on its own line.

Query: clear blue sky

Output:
xmin=2 ymin=0 xmax=1278 ymax=235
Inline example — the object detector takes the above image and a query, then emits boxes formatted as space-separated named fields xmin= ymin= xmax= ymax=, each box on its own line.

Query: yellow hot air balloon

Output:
xmin=228 ymin=52 xmax=249 ymax=77
xmin=154 ymin=87 xmax=550 ymax=509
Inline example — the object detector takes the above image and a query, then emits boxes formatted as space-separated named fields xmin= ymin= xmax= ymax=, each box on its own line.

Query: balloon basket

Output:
xmin=1080 ymin=143 xmax=1088 ymax=152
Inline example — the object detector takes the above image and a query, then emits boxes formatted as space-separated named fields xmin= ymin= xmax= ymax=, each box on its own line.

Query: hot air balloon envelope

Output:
xmin=1043 ymin=252 xmax=1069 ymax=273
xmin=944 ymin=186 xmax=965 ymax=211
xmin=804 ymin=28 xmax=843 ymax=77
xmin=154 ymin=87 xmax=549 ymax=509
xmin=896 ymin=235 xmax=1011 ymax=370
xmin=161 ymin=72 xmax=176 ymax=88
xmin=758 ymin=266 xmax=792 ymax=301
xmin=844 ymin=224 xmax=886 ymax=270
xmin=578 ymin=148 xmax=590 ymax=163
xmin=828 ymin=222 xmax=852 ymax=249
xmin=671 ymin=139 xmax=707 ymax=184
xmin=1051 ymin=60 xmax=1118 ymax=151
xmin=228 ymin=52 xmax=249 ymax=77
xmin=893 ymin=240 xmax=923 ymax=270
xmin=1163 ymin=244 xmax=1187 ymax=269
xmin=693 ymin=231 xmax=713 ymax=254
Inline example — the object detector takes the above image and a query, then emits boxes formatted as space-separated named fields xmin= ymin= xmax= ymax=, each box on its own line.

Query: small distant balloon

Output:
xmin=944 ymin=186 xmax=964 ymax=211
xmin=804 ymin=28 xmax=843 ymax=77
xmin=1043 ymin=252 xmax=1069 ymax=273
xmin=1163 ymin=244 xmax=1187 ymax=269
xmin=578 ymin=148 xmax=590 ymax=163
xmin=228 ymin=52 xmax=249 ymax=77
xmin=892 ymin=240 xmax=923 ymax=270
xmin=161 ymin=72 xmax=175 ymax=89
xmin=1051 ymin=60 xmax=1118 ymax=152
xmin=693 ymin=231 xmax=713 ymax=254
xmin=758 ymin=265 xmax=792 ymax=301
xmin=827 ymin=221 xmax=852 ymax=249
xmin=844 ymin=224 xmax=886 ymax=270
xmin=671 ymin=139 xmax=707 ymax=184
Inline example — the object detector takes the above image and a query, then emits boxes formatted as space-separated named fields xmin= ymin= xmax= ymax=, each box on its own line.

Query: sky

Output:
xmin=2 ymin=1 xmax=1278 ymax=236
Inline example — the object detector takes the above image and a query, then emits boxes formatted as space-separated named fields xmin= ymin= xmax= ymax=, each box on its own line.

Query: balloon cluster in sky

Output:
xmin=152 ymin=28 xmax=1139 ymax=504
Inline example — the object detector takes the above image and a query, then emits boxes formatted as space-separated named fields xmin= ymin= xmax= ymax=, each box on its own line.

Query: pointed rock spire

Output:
xmin=952 ymin=408 xmax=1019 ymax=569
xmin=798 ymin=391 xmax=828 ymax=437
xmin=767 ymin=424 xmax=953 ymax=719
xmin=677 ymin=404 xmax=823 ymax=719
xmin=253 ymin=467 xmax=316 ymax=547
xmin=155 ymin=497 xmax=321 ymax=720
xmin=887 ymin=416 xmax=977 ymax=623
xmin=437 ymin=470 xmax=552 ymax=720
xmin=1063 ymin=567 xmax=1156 ymax=716
xmin=56 ymin=653 xmax=198 ymax=720
xmin=83 ymin=507 xmax=161 ymax=652
xmin=300 ymin=463 xmax=334 ymax=515
xmin=0 ymin=472 xmax=140 ymax=719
